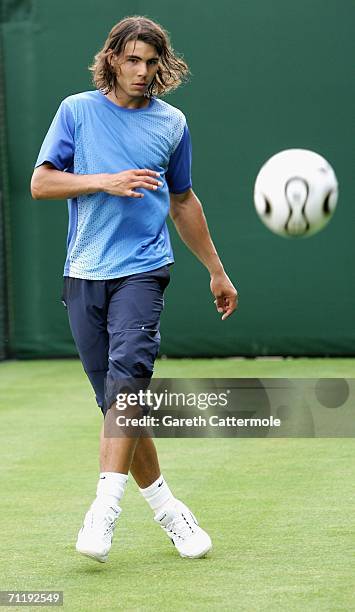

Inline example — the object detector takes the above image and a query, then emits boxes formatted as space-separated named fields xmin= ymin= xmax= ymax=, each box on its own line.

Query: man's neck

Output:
xmin=106 ymin=89 xmax=150 ymax=110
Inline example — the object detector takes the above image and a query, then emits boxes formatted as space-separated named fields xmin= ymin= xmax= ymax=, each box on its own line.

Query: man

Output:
xmin=31 ymin=16 xmax=238 ymax=563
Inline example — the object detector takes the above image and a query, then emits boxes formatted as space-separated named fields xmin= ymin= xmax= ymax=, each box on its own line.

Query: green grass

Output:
xmin=0 ymin=359 xmax=354 ymax=611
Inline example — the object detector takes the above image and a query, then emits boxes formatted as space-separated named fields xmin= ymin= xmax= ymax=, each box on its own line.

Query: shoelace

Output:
xmin=103 ymin=512 xmax=117 ymax=536
xmin=85 ymin=509 xmax=117 ymax=536
xmin=166 ymin=512 xmax=196 ymax=541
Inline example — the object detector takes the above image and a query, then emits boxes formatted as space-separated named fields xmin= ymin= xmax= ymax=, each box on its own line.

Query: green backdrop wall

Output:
xmin=1 ymin=0 xmax=354 ymax=357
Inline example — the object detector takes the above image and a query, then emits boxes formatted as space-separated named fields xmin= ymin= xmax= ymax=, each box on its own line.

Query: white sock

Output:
xmin=139 ymin=475 xmax=175 ymax=514
xmin=95 ymin=472 xmax=128 ymax=507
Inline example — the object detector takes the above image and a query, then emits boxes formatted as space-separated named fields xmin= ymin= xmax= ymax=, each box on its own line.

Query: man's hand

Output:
xmin=210 ymin=271 xmax=238 ymax=321
xmin=169 ymin=189 xmax=239 ymax=320
xmin=102 ymin=169 xmax=162 ymax=198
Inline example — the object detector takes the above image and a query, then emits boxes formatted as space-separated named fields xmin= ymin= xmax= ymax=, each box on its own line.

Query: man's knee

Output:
xmin=109 ymin=328 xmax=161 ymax=378
xmin=103 ymin=328 xmax=161 ymax=416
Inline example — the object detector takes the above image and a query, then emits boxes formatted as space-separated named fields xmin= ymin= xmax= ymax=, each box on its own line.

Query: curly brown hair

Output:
xmin=89 ymin=16 xmax=190 ymax=98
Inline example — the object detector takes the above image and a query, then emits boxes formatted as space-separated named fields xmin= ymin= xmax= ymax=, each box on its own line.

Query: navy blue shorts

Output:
xmin=62 ymin=265 xmax=171 ymax=416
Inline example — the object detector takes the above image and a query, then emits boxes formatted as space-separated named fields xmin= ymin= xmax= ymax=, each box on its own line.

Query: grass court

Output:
xmin=0 ymin=358 xmax=354 ymax=611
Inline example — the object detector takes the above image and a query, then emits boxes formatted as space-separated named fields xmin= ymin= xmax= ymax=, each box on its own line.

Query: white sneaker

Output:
xmin=76 ymin=501 xmax=121 ymax=563
xmin=154 ymin=499 xmax=212 ymax=558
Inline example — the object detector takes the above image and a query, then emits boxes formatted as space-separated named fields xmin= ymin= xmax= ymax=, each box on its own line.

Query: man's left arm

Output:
xmin=169 ymin=188 xmax=238 ymax=320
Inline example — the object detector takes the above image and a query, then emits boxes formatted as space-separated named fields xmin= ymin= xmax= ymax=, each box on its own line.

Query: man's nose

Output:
xmin=137 ymin=62 xmax=148 ymax=77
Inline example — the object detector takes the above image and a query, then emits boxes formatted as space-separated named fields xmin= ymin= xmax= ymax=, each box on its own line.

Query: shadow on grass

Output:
xmin=65 ymin=545 xmax=213 ymax=578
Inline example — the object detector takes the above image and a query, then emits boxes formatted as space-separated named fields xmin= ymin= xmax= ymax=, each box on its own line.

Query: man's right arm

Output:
xmin=30 ymin=163 xmax=162 ymax=200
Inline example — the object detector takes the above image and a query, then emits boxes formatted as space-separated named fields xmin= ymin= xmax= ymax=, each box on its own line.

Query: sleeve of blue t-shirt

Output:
xmin=35 ymin=99 xmax=75 ymax=171
xmin=166 ymin=123 xmax=192 ymax=194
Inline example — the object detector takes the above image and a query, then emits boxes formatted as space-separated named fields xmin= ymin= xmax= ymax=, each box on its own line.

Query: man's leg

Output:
xmin=71 ymin=267 xmax=171 ymax=561
xmin=62 ymin=277 xmax=131 ymax=561
xmin=99 ymin=423 xmax=141 ymax=475
xmin=129 ymin=436 xmax=160 ymax=488
xmin=99 ymin=425 xmax=160 ymax=487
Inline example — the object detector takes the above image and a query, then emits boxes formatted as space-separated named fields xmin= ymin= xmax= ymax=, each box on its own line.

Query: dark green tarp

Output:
xmin=1 ymin=0 xmax=354 ymax=357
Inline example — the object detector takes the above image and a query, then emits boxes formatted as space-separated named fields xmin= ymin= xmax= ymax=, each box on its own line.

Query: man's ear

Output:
xmin=107 ymin=50 xmax=121 ymax=76
xmin=107 ymin=49 xmax=115 ymax=67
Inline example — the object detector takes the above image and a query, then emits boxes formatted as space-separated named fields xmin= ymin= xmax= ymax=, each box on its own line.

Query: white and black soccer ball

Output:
xmin=253 ymin=149 xmax=338 ymax=237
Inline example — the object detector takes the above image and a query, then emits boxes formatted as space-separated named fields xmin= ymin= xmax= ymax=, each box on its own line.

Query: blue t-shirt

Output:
xmin=35 ymin=90 xmax=192 ymax=279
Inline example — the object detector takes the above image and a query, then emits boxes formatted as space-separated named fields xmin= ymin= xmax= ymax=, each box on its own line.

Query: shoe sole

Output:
xmin=76 ymin=546 xmax=108 ymax=563
xmin=180 ymin=544 xmax=212 ymax=559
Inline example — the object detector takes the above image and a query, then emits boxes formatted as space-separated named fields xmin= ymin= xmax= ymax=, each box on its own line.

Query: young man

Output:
xmin=31 ymin=16 xmax=238 ymax=563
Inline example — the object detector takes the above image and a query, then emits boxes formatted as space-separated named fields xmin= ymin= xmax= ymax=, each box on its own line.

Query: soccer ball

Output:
xmin=253 ymin=149 xmax=338 ymax=237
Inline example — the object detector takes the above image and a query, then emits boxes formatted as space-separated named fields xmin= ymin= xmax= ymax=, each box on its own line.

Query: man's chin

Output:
xmin=128 ymin=91 xmax=145 ymax=100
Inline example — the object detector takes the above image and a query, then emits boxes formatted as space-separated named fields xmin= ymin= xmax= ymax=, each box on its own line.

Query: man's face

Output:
xmin=111 ymin=39 xmax=160 ymax=98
